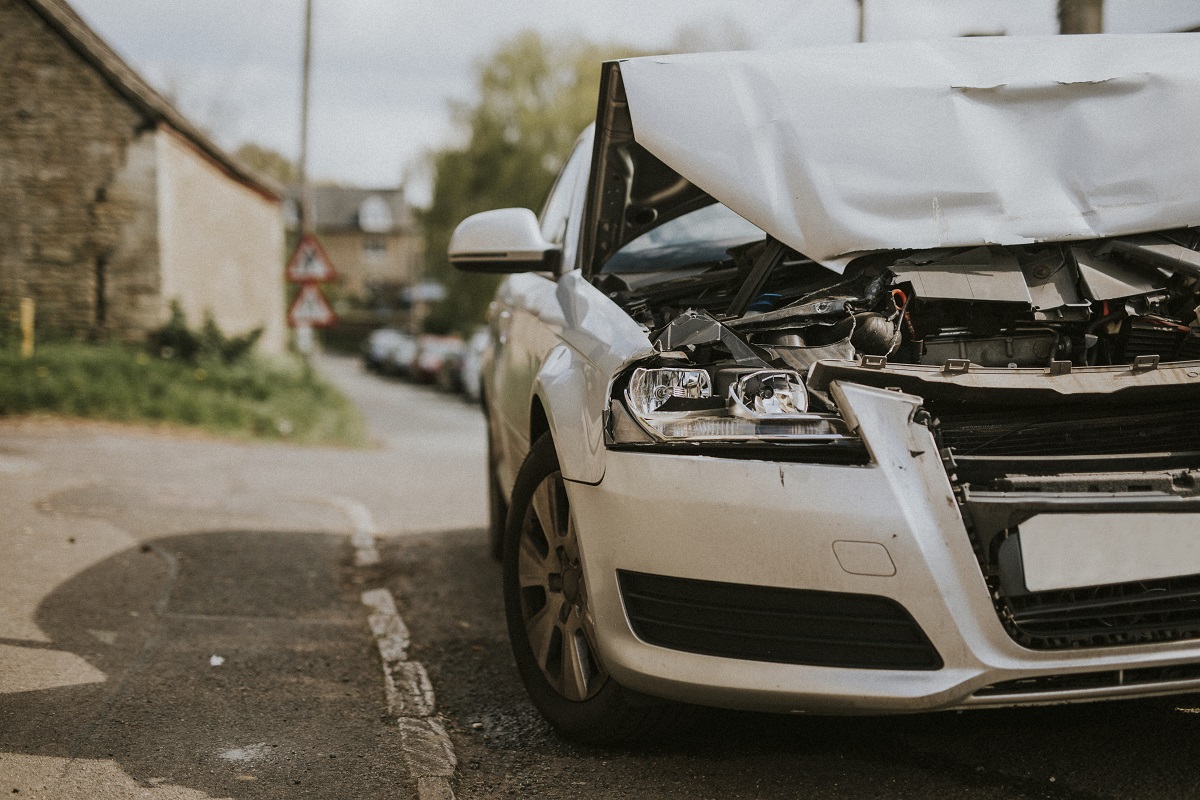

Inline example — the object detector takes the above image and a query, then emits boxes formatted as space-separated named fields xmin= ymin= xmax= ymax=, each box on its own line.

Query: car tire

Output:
xmin=502 ymin=432 xmax=676 ymax=744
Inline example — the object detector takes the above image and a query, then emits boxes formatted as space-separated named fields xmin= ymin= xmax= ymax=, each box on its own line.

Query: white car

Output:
xmin=450 ymin=35 xmax=1200 ymax=743
xmin=458 ymin=328 xmax=490 ymax=403
xmin=363 ymin=328 xmax=408 ymax=372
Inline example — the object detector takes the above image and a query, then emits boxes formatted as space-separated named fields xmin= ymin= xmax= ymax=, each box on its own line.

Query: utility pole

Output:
xmin=1058 ymin=0 xmax=1103 ymax=34
xmin=295 ymin=0 xmax=316 ymax=354
xmin=298 ymin=0 xmax=314 ymax=234
xmin=856 ymin=0 xmax=866 ymax=43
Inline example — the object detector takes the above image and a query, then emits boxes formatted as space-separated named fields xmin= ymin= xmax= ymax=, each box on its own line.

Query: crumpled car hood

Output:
xmin=618 ymin=34 xmax=1200 ymax=272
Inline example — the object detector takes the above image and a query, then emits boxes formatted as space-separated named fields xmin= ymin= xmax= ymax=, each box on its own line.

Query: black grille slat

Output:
xmin=631 ymin=619 xmax=935 ymax=654
xmin=618 ymin=571 xmax=942 ymax=670
xmin=1004 ymin=574 xmax=1200 ymax=649
xmin=1012 ymin=585 xmax=1200 ymax=621
xmin=976 ymin=661 xmax=1200 ymax=697
xmin=622 ymin=590 xmax=923 ymax=631
xmin=938 ymin=404 xmax=1200 ymax=458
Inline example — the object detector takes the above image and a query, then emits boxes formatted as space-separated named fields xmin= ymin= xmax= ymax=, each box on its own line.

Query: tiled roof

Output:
xmin=286 ymin=186 xmax=416 ymax=233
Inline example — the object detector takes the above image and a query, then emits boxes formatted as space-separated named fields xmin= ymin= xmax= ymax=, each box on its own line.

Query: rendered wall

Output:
xmin=156 ymin=128 xmax=286 ymax=354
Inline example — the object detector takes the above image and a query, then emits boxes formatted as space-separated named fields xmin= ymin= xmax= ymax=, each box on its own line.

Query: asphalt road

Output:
xmin=4 ymin=355 xmax=1200 ymax=799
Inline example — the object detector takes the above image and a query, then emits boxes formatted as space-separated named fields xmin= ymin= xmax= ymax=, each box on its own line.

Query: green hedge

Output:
xmin=0 ymin=343 xmax=366 ymax=446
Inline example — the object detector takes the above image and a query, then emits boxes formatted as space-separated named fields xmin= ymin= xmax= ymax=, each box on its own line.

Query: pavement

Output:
xmin=6 ymin=354 xmax=1200 ymax=799
xmin=0 ymin=354 xmax=485 ymax=799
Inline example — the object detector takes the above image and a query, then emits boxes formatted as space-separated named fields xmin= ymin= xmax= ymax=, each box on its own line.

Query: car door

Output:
xmin=489 ymin=133 xmax=594 ymax=492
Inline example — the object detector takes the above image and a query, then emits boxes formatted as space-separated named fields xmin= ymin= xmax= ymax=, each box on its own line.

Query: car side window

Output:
xmin=538 ymin=136 xmax=592 ymax=261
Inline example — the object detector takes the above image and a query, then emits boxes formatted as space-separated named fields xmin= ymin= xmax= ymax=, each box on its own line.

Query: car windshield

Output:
xmin=601 ymin=203 xmax=763 ymax=274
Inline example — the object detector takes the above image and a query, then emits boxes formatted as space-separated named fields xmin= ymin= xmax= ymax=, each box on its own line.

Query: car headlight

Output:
xmin=613 ymin=365 xmax=850 ymax=444
xmin=729 ymin=370 xmax=808 ymax=416
xmin=626 ymin=367 xmax=715 ymax=415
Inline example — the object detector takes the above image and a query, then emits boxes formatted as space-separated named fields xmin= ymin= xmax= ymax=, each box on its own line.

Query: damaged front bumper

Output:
xmin=566 ymin=377 xmax=1200 ymax=714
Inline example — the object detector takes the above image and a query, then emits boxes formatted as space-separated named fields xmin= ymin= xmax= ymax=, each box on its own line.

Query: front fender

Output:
xmin=533 ymin=344 xmax=611 ymax=484
xmin=529 ymin=271 xmax=654 ymax=485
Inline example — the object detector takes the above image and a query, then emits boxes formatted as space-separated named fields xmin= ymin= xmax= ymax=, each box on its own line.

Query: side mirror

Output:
xmin=448 ymin=208 xmax=561 ymax=273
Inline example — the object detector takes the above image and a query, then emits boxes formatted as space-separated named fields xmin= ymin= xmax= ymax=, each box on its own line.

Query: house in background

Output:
xmin=0 ymin=0 xmax=287 ymax=353
xmin=287 ymin=186 xmax=423 ymax=312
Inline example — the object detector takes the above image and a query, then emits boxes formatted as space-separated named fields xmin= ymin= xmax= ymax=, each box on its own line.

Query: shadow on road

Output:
xmin=0 ymin=530 xmax=407 ymax=799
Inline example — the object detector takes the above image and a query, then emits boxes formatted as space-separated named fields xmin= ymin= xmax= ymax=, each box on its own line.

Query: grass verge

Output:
xmin=0 ymin=343 xmax=367 ymax=447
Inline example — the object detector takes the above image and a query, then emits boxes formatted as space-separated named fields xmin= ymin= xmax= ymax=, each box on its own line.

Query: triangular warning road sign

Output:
xmin=288 ymin=284 xmax=337 ymax=328
xmin=285 ymin=234 xmax=338 ymax=283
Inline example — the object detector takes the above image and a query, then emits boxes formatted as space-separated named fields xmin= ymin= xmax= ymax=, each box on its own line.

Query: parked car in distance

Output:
xmin=383 ymin=331 xmax=419 ymax=378
xmin=449 ymin=36 xmax=1200 ymax=744
xmin=410 ymin=334 xmax=464 ymax=385
xmin=362 ymin=328 xmax=408 ymax=373
xmin=457 ymin=327 xmax=489 ymax=403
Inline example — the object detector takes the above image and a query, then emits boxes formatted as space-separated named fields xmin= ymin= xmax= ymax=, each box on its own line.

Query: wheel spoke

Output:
xmin=561 ymin=619 xmax=592 ymax=701
xmin=562 ymin=513 xmax=580 ymax=563
xmin=525 ymin=603 xmax=559 ymax=667
xmin=530 ymin=480 xmax=557 ymax=541
xmin=517 ymin=528 xmax=552 ymax=589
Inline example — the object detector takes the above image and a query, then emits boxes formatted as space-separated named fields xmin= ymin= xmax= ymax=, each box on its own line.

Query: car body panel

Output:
xmin=462 ymin=37 xmax=1200 ymax=721
xmin=565 ymin=384 xmax=1200 ymax=713
xmin=616 ymin=34 xmax=1200 ymax=269
xmin=486 ymin=270 xmax=654 ymax=489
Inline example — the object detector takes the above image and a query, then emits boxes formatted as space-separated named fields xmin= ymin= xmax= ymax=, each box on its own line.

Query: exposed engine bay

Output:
xmin=597 ymin=227 xmax=1200 ymax=381
xmin=599 ymin=225 xmax=1200 ymax=652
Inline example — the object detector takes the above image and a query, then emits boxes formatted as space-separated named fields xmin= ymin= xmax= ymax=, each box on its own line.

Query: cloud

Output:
xmin=68 ymin=0 xmax=1199 ymax=205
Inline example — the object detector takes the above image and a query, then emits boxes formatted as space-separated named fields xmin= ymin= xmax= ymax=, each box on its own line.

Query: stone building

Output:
xmin=0 ymin=0 xmax=287 ymax=352
xmin=287 ymin=186 xmax=423 ymax=309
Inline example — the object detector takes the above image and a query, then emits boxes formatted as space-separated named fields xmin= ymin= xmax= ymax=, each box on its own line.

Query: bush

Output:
xmin=0 ymin=342 xmax=365 ymax=447
xmin=146 ymin=301 xmax=262 ymax=365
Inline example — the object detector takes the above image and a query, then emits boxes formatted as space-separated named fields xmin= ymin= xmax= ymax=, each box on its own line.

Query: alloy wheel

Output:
xmin=516 ymin=470 xmax=607 ymax=701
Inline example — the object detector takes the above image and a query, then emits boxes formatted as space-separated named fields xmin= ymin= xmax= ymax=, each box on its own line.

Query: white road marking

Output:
xmin=361 ymin=587 xmax=458 ymax=800
xmin=333 ymin=496 xmax=381 ymax=566
xmin=386 ymin=660 xmax=436 ymax=718
xmin=362 ymin=588 xmax=411 ymax=662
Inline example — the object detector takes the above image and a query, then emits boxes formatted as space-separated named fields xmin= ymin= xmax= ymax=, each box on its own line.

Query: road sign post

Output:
xmin=285 ymin=233 xmax=338 ymax=356
xmin=285 ymin=234 xmax=338 ymax=284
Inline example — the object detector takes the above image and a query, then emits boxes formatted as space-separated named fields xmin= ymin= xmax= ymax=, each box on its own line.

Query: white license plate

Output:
xmin=1020 ymin=513 xmax=1200 ymax=592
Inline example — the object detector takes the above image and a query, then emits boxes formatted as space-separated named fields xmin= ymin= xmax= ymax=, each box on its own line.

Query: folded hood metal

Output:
xmin=588 ymin=34 xmax=1200 ymax=275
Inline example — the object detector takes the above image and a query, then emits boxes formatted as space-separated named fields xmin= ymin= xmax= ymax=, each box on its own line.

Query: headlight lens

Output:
xmin=729 ymin=370 xmax=808 ymax=416
xmin=615 ymin=365 xmax=848 ymax=444
xmin=626 ymin=367 xmax=714 ymax=415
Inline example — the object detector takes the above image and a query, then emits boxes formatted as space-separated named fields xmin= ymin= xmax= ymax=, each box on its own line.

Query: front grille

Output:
xmin=618 ymin=571 xmax=942 ymax=670
xmin=1002 ymin=574 xmax=1200 ymax=650
xmin=933 ymin=397 xmax=1200 ymax=652
xmin=1122 ymin=319 xmax=1200 ymax=363
xmin=936 ymin=402 xmax=1200 ymax=458
xmin=976 ymin=661 xmax=1200 ymax=697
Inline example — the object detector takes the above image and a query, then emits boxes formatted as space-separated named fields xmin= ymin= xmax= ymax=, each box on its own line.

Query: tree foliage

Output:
xmin=235 ymin=143 xmax=299 ymax=187
xmin=419 ymin=23 xmax=754 ymax=332
xmin=420 ymin=31 xmax=650 ymax=332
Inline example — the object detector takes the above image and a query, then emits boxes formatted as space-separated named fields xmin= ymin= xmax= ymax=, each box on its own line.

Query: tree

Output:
xmin=420 ymin=26 xmax=755 ymax=332
xmin=234 ymin=143 xmax=299 ymax=187
xmin=420 ymin=31 xmax=651 ymax=332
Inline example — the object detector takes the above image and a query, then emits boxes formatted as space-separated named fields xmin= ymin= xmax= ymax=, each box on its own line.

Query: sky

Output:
xmin=69 ymin=0 xmax=1200 ymax=205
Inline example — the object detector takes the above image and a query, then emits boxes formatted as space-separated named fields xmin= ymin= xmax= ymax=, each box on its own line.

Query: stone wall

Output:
xmin=0 ymin=0 xmax=160 ymax=340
